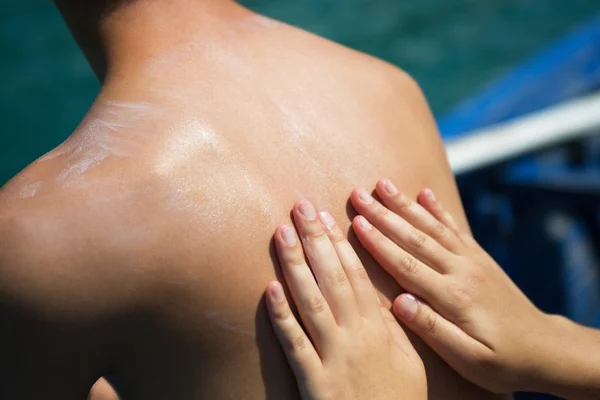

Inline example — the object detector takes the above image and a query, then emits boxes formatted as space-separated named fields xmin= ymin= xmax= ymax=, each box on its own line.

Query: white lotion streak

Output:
xmin=154 ymin=118 xmax=227 ymax=214
xmin=205 ymin=311 xmax=254 ymax=338
xmin=41 ymin=101 xmax=159 ymax=185
xmin=19 ymin=181 xmax=41 ymax=199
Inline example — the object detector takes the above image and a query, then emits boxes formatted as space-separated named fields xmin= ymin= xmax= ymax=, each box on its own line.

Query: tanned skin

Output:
xmin=0 ymin=1 xmax=510 ymax=399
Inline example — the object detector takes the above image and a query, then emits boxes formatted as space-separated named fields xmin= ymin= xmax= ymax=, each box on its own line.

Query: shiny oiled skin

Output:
xmin=0 ymin=2 xmax=509 ymax=399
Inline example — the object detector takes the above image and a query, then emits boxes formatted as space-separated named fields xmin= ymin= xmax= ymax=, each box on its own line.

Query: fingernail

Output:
xmin=358 ymin=188 xmax=373 ymax=204
xmin=318 ymin=211 xmax=336 ymax=229
xmin=397 ymin=294 xmax=418 ymax=320
xmin=269 ymin=283 xmax=285 ymax=302
xmin=424 ymin=188 xmax=436 ymax=203
xmin=281 ymin=225 xmax=297 ymax=246
xmin=357 ymin=216 xmax=372 ymax=231
xmin=384 ymin=180 xmax=398 ymax=196
xmin=298 ymin=200 xmax=316 ymax=220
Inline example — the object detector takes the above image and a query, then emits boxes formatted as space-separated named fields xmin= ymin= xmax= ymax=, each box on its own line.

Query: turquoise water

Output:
xmin=1 ymin=0 xmax=600 ymax=185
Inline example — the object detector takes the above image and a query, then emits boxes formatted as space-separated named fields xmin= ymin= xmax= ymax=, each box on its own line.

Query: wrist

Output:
xmin=525 ymin=314 xmax=600 ymax=399
xmin=522 ymin=313 xmax=568 ymax=391
xmin=506 ymin=311 xmax=560 ymax=393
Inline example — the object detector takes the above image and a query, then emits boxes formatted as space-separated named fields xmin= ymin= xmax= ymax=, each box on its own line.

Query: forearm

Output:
xmin=528 ymin=315 xmax=600 ymax=399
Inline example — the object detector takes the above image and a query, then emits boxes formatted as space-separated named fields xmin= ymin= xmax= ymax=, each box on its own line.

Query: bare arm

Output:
xmin=528 ymin=316 xmax=600 ymax=399
xmin=350 ymin=179 xmax=600 ymax=399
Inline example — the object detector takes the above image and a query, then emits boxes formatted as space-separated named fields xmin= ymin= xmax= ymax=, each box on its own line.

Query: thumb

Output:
xmin=393 ymin=294 xmax=486 ymax=368
xmin=380 ymin=305 xmax=424 ymax=362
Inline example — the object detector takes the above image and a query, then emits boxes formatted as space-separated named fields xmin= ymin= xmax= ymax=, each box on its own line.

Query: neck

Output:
xmin=54 ymin=0 xmax=245 ymax=82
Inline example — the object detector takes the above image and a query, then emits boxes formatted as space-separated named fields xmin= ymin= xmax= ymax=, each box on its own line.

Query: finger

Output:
xmin=317 ymin=210 xmax=382 ymax=320
xmin=417 ymin=188 xmax=479 ymax=248
xmin=393 ymin=294 xmax=492 ymax=374
xmin=275 ymin=224 xmax=337 ymax=349
xmin=266 ymin=281 xmax=323 ymax=380
xmin=376 ymin=179 xmax=462 ymax=253
xmin=417 ymin=188 xmax=461 ymax=236
xmin=352 ymin=216 xmax=449 ymax=311
xmin=292 ymin=200 xmax=358 ymax=326
xmin=351 ymin=187 xmax=455 ymax=273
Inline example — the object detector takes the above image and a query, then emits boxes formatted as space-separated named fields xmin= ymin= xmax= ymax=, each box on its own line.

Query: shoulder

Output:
xmin=0 ymin=160 xmax=215 ymax=315
xmin=312 ymin=34 xmax=436 ymax=128
xmin=0 ymin=160 xmax=219 ymax=387
xmin=0 ymin=170 xmax=162 ymax=320
xmin=0 ymin=197 xmax=122 ymax=319
xmin=270 ymin=16 xmax=428 ymax=105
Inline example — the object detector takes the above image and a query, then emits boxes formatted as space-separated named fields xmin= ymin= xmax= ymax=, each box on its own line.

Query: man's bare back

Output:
xmin=0 ymin=1 xmax=508 ymax=399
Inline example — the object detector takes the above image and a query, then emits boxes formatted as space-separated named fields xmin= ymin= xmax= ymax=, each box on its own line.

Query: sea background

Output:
xmin=1 ymin=0 xmax=600 ymax=183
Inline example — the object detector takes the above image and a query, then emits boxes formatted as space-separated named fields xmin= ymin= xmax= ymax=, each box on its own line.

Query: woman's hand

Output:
xmin=265 ymin=199 xmax=427 ymax=400
xmin=349 ymin=179 xmax=556 ymax=394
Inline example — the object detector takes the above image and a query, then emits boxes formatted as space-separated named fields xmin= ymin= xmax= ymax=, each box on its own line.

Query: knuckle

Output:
xmin=467 ymin=269 xmax=486 ymax=286
xmin=447 ymin=283 xmax=472 ymax=308
xmin=273 ymin=304 xmax=293 ymax=321
xmin=395 ymin=193 xmax=413 ymax=212
xmin=306 ymin=295 xmax=328 ymax=314
xmin=409 ymin=230 xmax=428 ymax=249
xmin=398 ymin=253 xmax=419 ymax=275
xmin=289 ymin=334 xmax=311 ymax=354
xmin=375 ymin=205 xmax=390 ymax=220
xmin=352 ymin=265 xmax=371 ymax=282
xmin=432 ymin=221 xmax=447 ymax=237
xmin=421 ymin=310 xmax=438 ymax=336
xmin=303 ymin=227 xmax=328 ymax=241
xmin=327 ymin=226 xmax=347 ymax=244
xmin=328 ymin=267 xmax=349 ymax=287
xmin=284 ymin=250 xmax=306 ymax=268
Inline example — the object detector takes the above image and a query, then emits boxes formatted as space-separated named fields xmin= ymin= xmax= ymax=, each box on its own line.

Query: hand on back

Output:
xmin=349 ymin=179 xmax=553 ymax=393
xmin=265 ymin=199 xmax=427 ymax=400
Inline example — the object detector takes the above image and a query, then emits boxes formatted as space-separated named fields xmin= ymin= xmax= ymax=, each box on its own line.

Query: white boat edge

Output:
xmin=446 ymin=92 xmax=600 ymax=175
